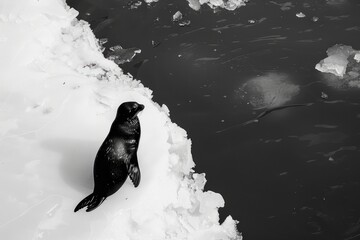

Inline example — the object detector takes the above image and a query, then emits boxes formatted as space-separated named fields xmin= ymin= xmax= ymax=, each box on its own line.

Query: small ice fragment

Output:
xmin=329 ymin=156 xmax=334 ymax=161
xmin=321 ymin=92 xmax=328 ymax=99
xmin=144 ymin=0 xmax=159 ymax=4
xmin=173 ymin=11 xmax=183 ymax=22
xmin=296 ymin=12 xmax=306 ymax=18
xmin=179 ymin=20 xmax=191 ymax=27
xmin=151 ymin=40 xmax=161 ymax=48
xmin=248 ymin=19 xmax=256 ymax=24
xmin=107 ymin=45 xmax=141 ymax=65
xmin=354 ymin=53 xmax=360 ymax=62
xmin=99 ymin=38 xmax=108 ymax=45
xmin=128 ymin=0 xmax=142 ymax=9
xmin=187 ymin=0 xmax=201 ymax=11
xmin=312 ymin=16 xmax=319 ymax=22
xmin=279 ymin=172 xmax=288 ymax=176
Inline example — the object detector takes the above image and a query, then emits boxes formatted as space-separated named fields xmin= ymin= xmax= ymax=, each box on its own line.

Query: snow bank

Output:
xmin=0 ymin=0 xmax=241 ymax=239
xmin=315 ymin=44 xmax=360 ymax=88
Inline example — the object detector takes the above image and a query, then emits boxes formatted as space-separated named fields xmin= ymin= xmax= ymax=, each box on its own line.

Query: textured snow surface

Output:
xmin=0 ymin=0 xmax=241 ymax=239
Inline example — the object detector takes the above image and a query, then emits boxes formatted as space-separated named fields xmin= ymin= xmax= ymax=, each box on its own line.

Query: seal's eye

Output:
xmin=131 ymin=104 xmax=138 ymax=112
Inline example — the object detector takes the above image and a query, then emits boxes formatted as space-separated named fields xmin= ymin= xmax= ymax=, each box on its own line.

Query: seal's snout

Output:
xmin=133 ymin=104 xmax=144 ymax=118
xmin=137 ymin=104 xmax=144 ymax=111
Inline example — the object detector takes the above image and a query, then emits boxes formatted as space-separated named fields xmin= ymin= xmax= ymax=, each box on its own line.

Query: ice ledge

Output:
xmin=0 ymin=0 xmax=241 ymax=239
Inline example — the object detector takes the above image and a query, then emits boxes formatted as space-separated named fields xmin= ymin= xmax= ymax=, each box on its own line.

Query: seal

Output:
xmin=74 ymin=101 xmax=144 ymax=212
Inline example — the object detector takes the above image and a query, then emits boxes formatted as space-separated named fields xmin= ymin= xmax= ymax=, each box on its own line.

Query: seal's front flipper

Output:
xmin=74 ymin=193 xmax=106 ymax=212
xmin=128 ymin=157 xmax=141 ymax=187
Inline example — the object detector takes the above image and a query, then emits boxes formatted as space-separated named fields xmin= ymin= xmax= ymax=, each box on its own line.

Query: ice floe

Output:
xmin=316 ymin=44 xmax=360 ymax=88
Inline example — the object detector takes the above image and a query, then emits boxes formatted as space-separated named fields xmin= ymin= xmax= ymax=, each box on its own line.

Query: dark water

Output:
xmin=67 ymin=0 xmax=360 ymax=239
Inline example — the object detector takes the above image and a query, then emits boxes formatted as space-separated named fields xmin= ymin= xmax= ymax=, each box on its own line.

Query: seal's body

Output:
xmin=74 ymin=102 xmax=144 ymax=212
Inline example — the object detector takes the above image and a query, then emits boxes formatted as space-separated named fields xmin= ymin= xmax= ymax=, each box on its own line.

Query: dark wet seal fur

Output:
xmin=74 ymin=101 xmax=144 ymax=212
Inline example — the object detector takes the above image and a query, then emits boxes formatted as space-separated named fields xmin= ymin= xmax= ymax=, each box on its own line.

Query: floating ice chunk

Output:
xmin=222 ymin=0 xmax=248 ymax=10
xmin=187 ymin=0 xmax=202 ymax=10
xmin=106 ymin=45 xmax=141 ymax=65
xmin=316 ymin=55 xmax=348 ymax=77
xmin=355 ymin=53 xmax=360 ymax=63
xmin=312 ymin=16 xmax=319 ymax=22
xmin=128 ymin=0 xmax=143 ymax=9
xmin=151 ymin=40 xmax=161 ymax=48
xmin=172 ymin=11 xmax=183 ymax=22
xmin=179 ymin=19 xmax=191 ymax=27
xmin=185 ymin=0 xmax=248 ymax=11
xmin=315 ymin=44 xmax=360 ymax=78
xmin=321 ymin=92 xmax=329 ymax=100
xmin=144 ymin=0 xmax=159 ymax=3
xmin=296 ymin=12 xmax=306 ymax=18
xmin=173 ymin=11 xmax=191 ymax=27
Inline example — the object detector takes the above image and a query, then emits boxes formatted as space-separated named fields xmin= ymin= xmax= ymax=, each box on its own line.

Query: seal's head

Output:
xmin=116 ymin=101 xmax=144 ymax=121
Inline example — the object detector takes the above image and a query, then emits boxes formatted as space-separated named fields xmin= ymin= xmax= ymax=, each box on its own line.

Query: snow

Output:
xmin=315 ymin=44 xmax=360 ymax=88
xmin=0 ymin=0 xmax=241 ymax=239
